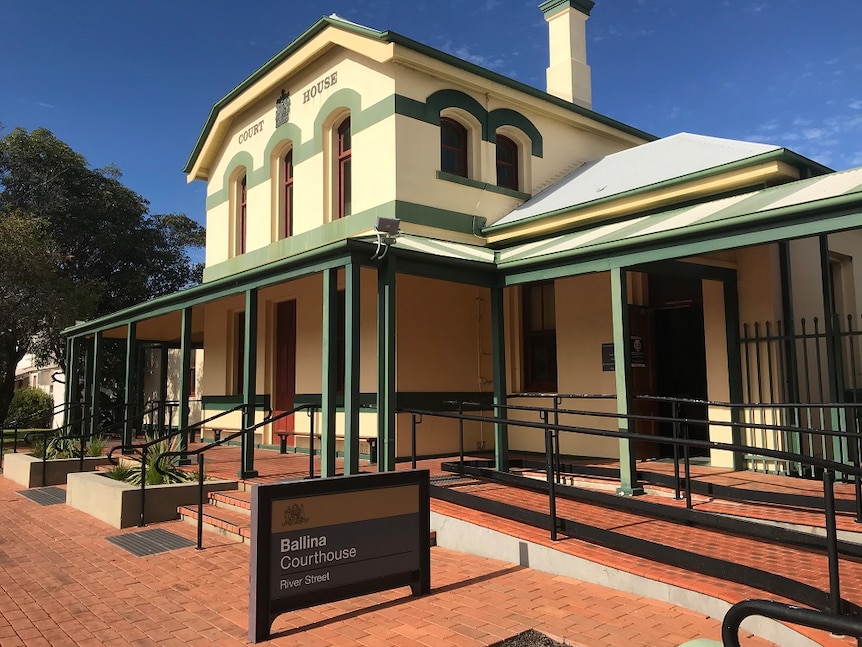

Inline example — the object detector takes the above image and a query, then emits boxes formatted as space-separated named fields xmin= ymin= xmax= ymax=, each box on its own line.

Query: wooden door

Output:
xmin=274 ymin=300 xmax=297 ymax=439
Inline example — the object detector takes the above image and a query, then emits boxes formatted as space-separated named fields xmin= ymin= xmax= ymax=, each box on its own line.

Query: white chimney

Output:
xmin=540 ymin=0 xmax=593 ymax=109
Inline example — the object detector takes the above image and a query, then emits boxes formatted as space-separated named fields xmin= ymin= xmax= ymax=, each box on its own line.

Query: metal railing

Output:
xmin=399 ymin=396 xmax=862 ymax=618
xmin=721 ymin=599 xmax=862 ymax=646
xmin=0 ymin=400 xmax=85 ymax=469
xmin=108 ymin=404 xmax=250 ymax=528
xmin=24 ymin=401 xmax=129 ymax=486
xmin=153 ymin=404 xmax=318 ymax=549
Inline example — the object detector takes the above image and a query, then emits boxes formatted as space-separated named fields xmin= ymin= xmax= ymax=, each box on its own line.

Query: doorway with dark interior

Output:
xmin=649 ymin=273 xmax=710 ymax=458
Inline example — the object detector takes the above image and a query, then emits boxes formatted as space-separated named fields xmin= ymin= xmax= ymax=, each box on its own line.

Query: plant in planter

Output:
xmin=104 ymin=435 xmax=202 ymax=485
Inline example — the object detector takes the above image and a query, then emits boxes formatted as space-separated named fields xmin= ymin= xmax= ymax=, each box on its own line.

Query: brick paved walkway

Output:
xmin=0 ymin=470 xmax=775 ymax=647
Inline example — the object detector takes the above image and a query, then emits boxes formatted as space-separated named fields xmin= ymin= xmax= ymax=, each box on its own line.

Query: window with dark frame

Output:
xmin=337 ymin=118 xmax=351 ymax=218
xmin=238 ymin=174 xmax=247 ymax=254
xmin=440 ymin=117 xmax=468 ymax=177
xmin=283 ymin=150 xmax=294 ymax=238
xmin=496 ymin=135 xmax=519 ymax=190
xmin=522 ymin=282 xmax=557 ymax=392
xmin=189 ymin=365 xmax=196 ymax=398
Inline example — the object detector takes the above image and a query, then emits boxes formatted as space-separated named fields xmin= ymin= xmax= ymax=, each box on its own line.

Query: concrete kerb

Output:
xmin=429 ymin=511 xmax=819 ymax=647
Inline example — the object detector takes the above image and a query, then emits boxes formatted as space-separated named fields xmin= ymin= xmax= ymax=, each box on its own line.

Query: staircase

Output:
xmin=178 ymin=488 xmax=253 ymax=543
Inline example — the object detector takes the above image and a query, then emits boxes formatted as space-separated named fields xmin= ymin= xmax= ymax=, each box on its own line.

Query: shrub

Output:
xmin=5 ymin=387 xmax=52 ymax=428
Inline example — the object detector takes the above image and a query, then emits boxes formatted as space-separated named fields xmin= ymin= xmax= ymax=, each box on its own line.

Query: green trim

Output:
xmin=539 ymin=0 xmax=594 ymax=18
xmin=206 ymin=151 xmax=253 ymax=211
xmin=426 ymin=89 xmax=488 ymax=138
xmin=489 ymin=108 xmax=543 ymax=157
xmin=203 ymin=199 xmax=485 ymax=283
xmin=436 ymin=171 xmax=532 ymax=201
xmin=200 ymin=394 xmax=271 ymax=411
xmin=501 ymin=192 xmax=862 ymax=286
xmin=483 ymin=148 xmax=833 ymax=236
xmin=185 ymin=15 xmax=652 ymax=175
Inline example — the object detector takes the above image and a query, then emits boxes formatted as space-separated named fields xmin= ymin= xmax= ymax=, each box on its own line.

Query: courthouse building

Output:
xmin=62 ymin=1 xmax=862 ymax=490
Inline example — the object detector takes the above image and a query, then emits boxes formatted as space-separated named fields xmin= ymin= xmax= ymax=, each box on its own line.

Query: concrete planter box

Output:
xmin=3 ymin=453 xmax=111 ymax=488
xmin=66 ymin=471 xmax=237 ymax=529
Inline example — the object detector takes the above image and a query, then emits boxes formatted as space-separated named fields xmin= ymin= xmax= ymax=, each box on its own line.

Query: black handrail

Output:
xmin=397 ymin=400 xmax=862 ymax=615
xmin=721 ymin=599 xmax=862 ymax=646
xmin=108 ymin=403 xmax=250 ymax=528
xmin=154 ymin=404 xmax=318 ymax=549
xmin=25 ymin=400 xmax=128 ymax=486
xmin=0 ymin=400 xmax=86 ymax=468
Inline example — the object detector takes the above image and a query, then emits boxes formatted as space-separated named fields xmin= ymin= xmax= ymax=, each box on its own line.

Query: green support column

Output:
xmin=63 ymin=337 xmax=80 ymax=432
xmin=241 ymin=289 xmax=259 ymax=478
xmin=159 ymin=345 xmax=169 ymax=435
xmin=611 ymin=268 xmax=642 ymax=495
xmin=90 ymin=332 xmax=103 ymax=439
xmin=344 ymin=261 xmax=362 ymax=475
xmin=491 ymin=285 xmax=509 ymax=472
xmin=723 ymin=276 xmax=745 ymax=471
xmin=178 ymin=308 xmax=193 ymax=457
xmin=82 ymin=339 xmax=94 ymax=436
xmin=123 ymin=322 xmax=138 ymax=446
xmin=377 ymin=257 xmax=397 ymax=471
xmin=321 ymin=268 xmax=339 ymax=477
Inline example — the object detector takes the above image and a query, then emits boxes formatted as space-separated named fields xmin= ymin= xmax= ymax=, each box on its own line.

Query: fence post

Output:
xmin=196 ymin=453 xmax=205 ymax=550
xmin=458 ymin=402 xmax=465 ymax=475
xmin=411 ymin=414 xmax=421 ymax=470
xmin=672 ymin=402 xmax=681 ymax=500
xmin=682 ymin=408 xmax=693 ymax=510
xmin=139 ymin=446 xmax=147 ymax=528
xmin=823 ymin=470 xmax=843 ymax=614
xmin=544 ymin=415 xmax=557 ymax=541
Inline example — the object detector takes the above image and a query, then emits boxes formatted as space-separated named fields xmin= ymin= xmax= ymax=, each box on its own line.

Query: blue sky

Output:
xmin=3 ymin=0 xmax=861 ymax=227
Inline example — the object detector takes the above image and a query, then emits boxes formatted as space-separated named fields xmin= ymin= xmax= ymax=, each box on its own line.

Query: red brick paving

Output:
xmin=0 ymin=446 xmax=857 ymax=645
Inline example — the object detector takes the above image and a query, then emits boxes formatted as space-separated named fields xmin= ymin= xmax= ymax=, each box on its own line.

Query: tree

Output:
xmin=0 ymin=127 xmax=205 ymax=422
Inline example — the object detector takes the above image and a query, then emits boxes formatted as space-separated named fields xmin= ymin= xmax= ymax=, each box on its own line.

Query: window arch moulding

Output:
xmin=207 ymin=150 xmax=256 ymax=211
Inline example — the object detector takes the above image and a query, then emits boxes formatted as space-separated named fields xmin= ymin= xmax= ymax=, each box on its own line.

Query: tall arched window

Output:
xmin=283 ymin=150 xmax=294 ymax=237
xmin=496 ymin=135 xmax=519 ymax=190
xmin=238 ymin=174 xmax=247 ymax=254
xmin=440 ymin=117 xmax=468 ymax=177
xmin=337 ymin=117 xmax=351 ymax=218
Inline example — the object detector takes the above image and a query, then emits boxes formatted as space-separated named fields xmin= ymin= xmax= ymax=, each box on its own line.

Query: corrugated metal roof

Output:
xmin=497 ymin=166 xmax=862 ymax=265
xmin=493 ymin=133 xmax=781 ymax=227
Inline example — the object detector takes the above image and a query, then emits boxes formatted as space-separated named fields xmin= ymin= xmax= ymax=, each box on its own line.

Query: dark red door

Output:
xmin=274 ymin=300 xmax=297 ymax=440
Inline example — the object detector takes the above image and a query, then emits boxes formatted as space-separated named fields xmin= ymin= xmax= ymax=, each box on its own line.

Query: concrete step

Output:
xmin=178 ymin=502 xmax=251 ymax=543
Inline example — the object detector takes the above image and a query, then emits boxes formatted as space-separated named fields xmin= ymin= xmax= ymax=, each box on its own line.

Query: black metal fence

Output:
xmin=740 ymin=315 xmax=862 ymax=474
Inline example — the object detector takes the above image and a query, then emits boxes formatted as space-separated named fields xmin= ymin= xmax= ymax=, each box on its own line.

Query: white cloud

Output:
xmin=744 ymin=2 xmax=769 ymax=13
xmin=36 ymin=102 xmax=54 ymax=109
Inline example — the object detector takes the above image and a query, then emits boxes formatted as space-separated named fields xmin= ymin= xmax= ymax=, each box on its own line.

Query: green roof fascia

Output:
xmin=482 ymin=147 xmax=834 ymax=240
xmin=539 ymin=0 xmax=595 ymax=19
xmin=497 ymin=189 xmax=862 ymax=284
xmin=62 ymin=237 xmax=368 ymax=338
xmin=183 ymin=15 xmax=386 ymax=175
xmin=184 ymin=16 xmax=656 ymax=175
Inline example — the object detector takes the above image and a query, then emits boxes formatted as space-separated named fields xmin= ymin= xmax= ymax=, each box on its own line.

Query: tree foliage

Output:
xmin=0 ymin=127 xmax=205 ymax=421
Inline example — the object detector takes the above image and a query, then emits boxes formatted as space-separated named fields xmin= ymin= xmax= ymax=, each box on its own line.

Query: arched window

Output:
xmin=496 ymin=135 xmax=519 ymax=190
xmin=440 ymin=117 xmax=468 ymax=177
xmin=238 ymin=174 xmax=247 ymax=254
xmin=336 ymin=117 xmax=351 ymax=218
xmin=283 ymin=150 xmax=294 ymax=237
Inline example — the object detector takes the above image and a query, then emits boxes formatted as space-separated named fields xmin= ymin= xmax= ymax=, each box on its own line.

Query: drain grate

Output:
xmin=106 ymin=528 xmax=195 ymax=557
xmin=17 ymin=487 xmax=66 ymax=506
xmin=430 ymin=474 xmax=480 ymax=487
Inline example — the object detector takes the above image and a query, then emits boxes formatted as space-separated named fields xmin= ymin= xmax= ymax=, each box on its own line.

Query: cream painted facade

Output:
xmin=63 ymin=4 xmax=862 ymax=485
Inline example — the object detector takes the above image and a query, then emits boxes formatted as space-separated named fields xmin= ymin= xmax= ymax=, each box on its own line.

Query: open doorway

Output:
xmin=649 ymin=274 xmax=710 ymax=457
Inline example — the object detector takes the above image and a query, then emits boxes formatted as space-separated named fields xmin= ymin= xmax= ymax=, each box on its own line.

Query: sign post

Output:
xmin=248 ymin=470 xmax=431 ymax=642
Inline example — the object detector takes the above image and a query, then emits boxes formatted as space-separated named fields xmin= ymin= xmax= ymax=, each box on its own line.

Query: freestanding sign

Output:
xmin=248 ymin=470 xmax=431 ymax=642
